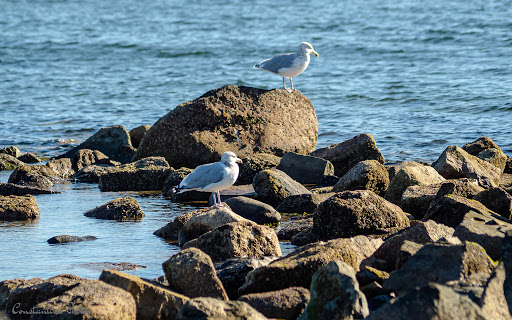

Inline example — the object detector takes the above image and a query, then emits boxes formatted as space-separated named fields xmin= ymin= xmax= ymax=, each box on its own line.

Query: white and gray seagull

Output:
xmin=254 ymin=42 xmax=319 ymax=92
xmin=174 ymin=151 xmax=242 ymax=207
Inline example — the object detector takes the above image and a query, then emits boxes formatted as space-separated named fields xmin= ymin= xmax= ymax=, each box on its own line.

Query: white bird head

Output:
xmin=298 ymin=42 xmax=319 ymax=57
xmin=221 ymin=151 xmax=242 ymax=165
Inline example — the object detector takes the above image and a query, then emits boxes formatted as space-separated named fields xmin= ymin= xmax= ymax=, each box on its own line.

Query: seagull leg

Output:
xmin=215 ymin=191 xmax=224 ymax=207
xmin=211 ymin=191 xmax=217 ymax=206
xmin=285 ymin=77 xmax=292 ymax=93
xmin=291 ymin=78 xmax=300 ymax=92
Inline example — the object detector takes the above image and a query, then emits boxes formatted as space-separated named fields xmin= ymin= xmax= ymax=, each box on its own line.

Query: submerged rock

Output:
xmin=47 ymin=235 xmax=97 ymax=244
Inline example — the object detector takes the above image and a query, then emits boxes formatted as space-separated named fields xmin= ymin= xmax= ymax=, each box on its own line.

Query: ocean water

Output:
xmin=1 ymin=0 xmax=511 ymax=281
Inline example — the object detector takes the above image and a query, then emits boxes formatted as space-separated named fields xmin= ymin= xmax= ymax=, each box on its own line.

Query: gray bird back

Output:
xmin=258 ymin=53 xmax=297 ymax=74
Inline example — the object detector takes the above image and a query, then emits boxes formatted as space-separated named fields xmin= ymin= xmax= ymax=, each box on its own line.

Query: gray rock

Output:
xmin=432 ymin=145 xmax=502 ymax=188
xmin=135 ymin=85 xmax=318 ymax=168
xmin=290 ymin=226 xmax=320 ymax=246
xmin=312 ymin=190 xmax=410 ymax=240
xmin=298 ymin=260 xmax=369 ymax=320
xmin=383 ymin=241 xmax=496 ymax=295
xmin=474 ymin=187 xmax=512 ymax=219
xmin=8 ymin=164 xmax=64 ymax=188
xmin=463 ymin=136 xmax=503 ymax=156
xmin=366 ymin=283 xmax=487 ymax=320
xmin=72 ymin=148 xmax=110 ymax=171
xmin=238 ymin=153 xmax=281 ymax=185
xmin=57 ymin=125 xmax=136 ymax=163
xmin=434 ymin=178 xmax=485 ymax=200
xmin=72 ymin=163 xmax=118 ymax=183
xmin=0 ymin=194 xmax=40 ymax=221
xmin=401 ymin=183 xmax=443 ymax=219
xmin=310 ymin=133 xmax=385 ymax=177
xmin=129 ymin=124 xmax=151 ymax=149
xmin=177 ymin=297 xmax=268 ymax=320
xmin=100 ymin=269 xmax=189 ymax=320
xmin=215 ymin=257 xmax=277 ymax=300
xmin=47 ymin=235 xmax=97 ymax=244
xmin=395 ymin=240 xmax=424 ymax=270
xmin=333 ymin=159 xmax=390 ymax=196
xmin=276 ymin=152 xmax=334 ymax=185
xmin=275 ymin=193 xmax=334 ymax=214
xmin=223 ymin=196 xmax=281 ymax=224
xmin=0 ymin=154 xmax=25 ymax=171
xmin=162 ymin=248 xmax=228 ymax=300
xmin=46 ymin=158 xmax=75 ymax=179
xmin=239 ymin=287 xmax=310 ymax=320
xmin=386 ymin=161 xmax=425 ymax=181
xmin=162 ymin=167 xmax=193 ymax=197
xmin=478 ymin=148 xmax=508 ymax=172
xmin=253 ymin=168 xmax=311 ymax=207
xmin=277 ymin=216 xmax=313 ymax=240
xmin=18 ymin=153 xmax=41 ymax=164
xmin=444 ymin=272 xmax=489 ymax=304
xmin=480 ymin=262 xmax=510 ymax=320
xmin=99 ymin=156 xmax=170 ymax=191
xmin=0 ymin=182 xmax=59 ymax=196
xmin=0 ymin=146 xmax=22 ymax=158
xmin=182 ymin=221 xmax=282 ymax=262
xmin=84 ymin=196 xmax=144 ymax=221
xmin=385 ymin=164 xmax=445 ymax=205
xmin=373 ymin=220 xmax=455 ymax=271
xmin=154 ymin=210 xmax=197 ymax=242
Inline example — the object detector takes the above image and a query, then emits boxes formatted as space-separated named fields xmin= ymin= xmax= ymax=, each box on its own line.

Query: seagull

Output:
xmin=254 ymin=42 xmax=319 ymax=92
xmin=173 ymin=151 xmax=242 ymax=207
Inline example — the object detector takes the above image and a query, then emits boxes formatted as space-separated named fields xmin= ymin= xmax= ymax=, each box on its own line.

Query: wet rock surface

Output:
xmin=84 ymin=196 xmax=145 ymax=221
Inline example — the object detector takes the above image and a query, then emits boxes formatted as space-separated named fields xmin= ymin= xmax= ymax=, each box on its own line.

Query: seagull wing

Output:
xmin=178 ymin=162 xmax=227 ymax=191
xmin=256 ymin=53 xmax=297 ymax=74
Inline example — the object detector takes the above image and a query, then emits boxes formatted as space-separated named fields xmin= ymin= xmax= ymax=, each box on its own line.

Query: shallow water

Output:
xmin=1 ymin=0 xmax=512 ymax=281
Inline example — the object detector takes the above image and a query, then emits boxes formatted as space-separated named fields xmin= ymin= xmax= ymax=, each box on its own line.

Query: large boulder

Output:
xmin=478 ymin=148 xmax=508 ymax=172
xmin=176 ymin=297 xmax=267 ymax=320
xmin=312 ymin=190 xmax=410 ymax=240
xmin=72 ymin=163 xmax=118 ymax=183
xmin=310 ymin=133 xmax=384 ymax=177
xmin=56 ymin=125 xmax=136 ymax=163
xmin=298 ymin=261 xmax=369 ymax=320
xmin=0 ymin=278 xmax=42 ymax=309
xmin=462 ymin=136 xmax=503 ymax=156
xmin=100 ymin=269 xmax=189 ymax=320
xmin=182 ymin=221 xmax=282 ymax=262
xmin=277 ymin=217 xmax=313 ymax=240
xmin=383 ymin=241 xmax=496 ymax=295
xmin=276 ymin=152 xmax=334 ymax=185
xmin=99 ymin=157 xmax=171 ymax=191
xmin=480 ymin=262 xmax=510 ymax=320
xmin=162 ymin=248 xmax=229 ymax=300
xmin=238 ymin=287 xmax=310 ymax=320
xmin=333 ymin=159 xmax=389 ymax=196
xmin=46 ymin=158 xmax=75 ymax=179
xmin=0 ymin=195 xmax=40 ymax=221
xmin=432 ymin=145 xmax=501 ymax=188
xmin=223 ymin=196 xmax=281 ymax=224
xmin=135 ymin=85 xmax=318 ymax=168
xmin=84 ymin=196 xmax=145 ymax=221
xmin=253 ymin=168 xmax=311 ymax=207
xmin=385 ymin=164 xmax=445 ymax=204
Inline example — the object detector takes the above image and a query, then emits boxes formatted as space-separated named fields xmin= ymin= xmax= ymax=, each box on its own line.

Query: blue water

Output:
xmin=1 ymin=0 xmax=511 ymax=281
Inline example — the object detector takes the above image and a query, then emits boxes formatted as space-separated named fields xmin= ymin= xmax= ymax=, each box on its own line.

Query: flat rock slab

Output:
xmin=0 ymin=194 xmax=40 ymax=221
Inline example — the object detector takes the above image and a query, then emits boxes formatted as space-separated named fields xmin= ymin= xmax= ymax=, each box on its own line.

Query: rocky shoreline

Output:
xmin=1 ymin=85 xmax=512 ymax=319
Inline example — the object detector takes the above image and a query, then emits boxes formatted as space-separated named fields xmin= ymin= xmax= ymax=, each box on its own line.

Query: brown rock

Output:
xmin=473 ymin=187 xmax=512 ymax=219
xmin=401 ymin=183 xmax=443 ymax=219
xmin=176 ymin=297 xmax=268 ymax=320
xmin=0 ymin=183 xmax=59 ymax=196
xmin=478 ymin=148 xmax=508 ymax=172
xmin=0 ymin=146 xmax=22 ymax=158
xmin=0 ymin=278 xmax=42 ymax=309
xmin=84 ymin=196 xmax=144 ymax=221
xmin=8 ymin=164 xmax=63 ymax=188
xmin=72 ymin=149 xmax=110 ymax=171
xmin=46 ymin=158 xmax=74 ymax=179
xmin=333 ymin=159 xmax=390 ymax=196
xmin=223 ymin=196 xmax=281 ymax=224
xmin=129 ymin=124 xmax=151 ymax=149
xmin=238 ymin=287 xmax=310 ymax=320
xmin=0 ymin=154 xmax=25 ymax=171
xmin=153 ymin=210 xmax=197 ymax=242
xmin=276 ymin=152 xmax=334 ymax=185
xmin=462 ymin=136 xmax=503 ymax=155
xmin=18 ymin=153 xmax=41 ymax=164
xmin=276 ymin=193 xmax=334 ymax=214
xmin=480 ymin=262 xmax=510 ymax=320
xmin=252 ymin=168 xmax=311 ymax=207
xmin=0 ymin=194 xmax=40 ymax=221
xmin=238 ymin=153 xmax=281 ymax=185
xmin=72 ymin=163 xmax=118 ymax=183
xmin=277 ymin=217 xmax=313 ymax=240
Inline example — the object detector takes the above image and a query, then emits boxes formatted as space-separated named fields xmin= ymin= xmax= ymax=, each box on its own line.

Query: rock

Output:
xmin=47 ymin=235 xmax=97 ymax=244
xmin=129 ymin=124 xmax=151 ymax=149
xmin=478 ymin=148 xmax=508 ymax=172
xmin=506 ymin=157 xmax=512 ymax=174
xmin=252 ymin=168 xmax=311 ymax=207
xmin=176 ymin=297 xmax=268 ymax=320
xmin=385 ymin=164 xmax=445 ymax=205
xmin=275 ymin=193 xmax=334 ymax=214
xmin=8 ymin=164 xmax=63 ymax=188
xmin=154 ymin=210 xmax=197 ymax=242
xmin=463 ymin=136 xmax=503 ymax=156
xmin=0 ymin=146 xmax=22 ymax=158
xmin=223 ymin=196 xmax=281 ymax=224
xmin=239 ymin=287 xmax=310 ymax=320
xmin=290 ymin=227 xmax=319 ymax=246
xmin=84 ymin=196 xmax=144 ymax=221
xmin=395 ymin=240 xmax=424 ymax=270
xmin=100 ymin=269 xmax=189 ymax=320
xmin=0 ymin=278 xmax=42 ymax=309
xmin=276 ymin=152 xmax=334 ymax=185
xmin=453 ymin=217 xmax=512 ymax=261
xmin=32 ymin=280 xmax=137 ymax=320
xmin=386 ymin=161 xmax=426 ymax=181
xmin=348 ymin=235 xmax=385 ymax=271
xmin=162 ymin=167 xmax=193 ymax=197
xmin=423 ymin=194 xmax=507 ymax=228
xmin=432 ymin=145 xmax=502 ymax=188
xmin=401 ymin=183 xmax=443 ymax=219
xmin=238 ymin=238 xmax=360 ymax=294
xmin=444 ymin=272 xmax=489 ymax=304
xmin=435 ymin=178 xmax=485 ymax=200
xmin=480 ymin=262 xmax=510 ymax=320
xmin=366 ymin=283 xmax=487 ymax=320
xmin=6 ymin=274 xmax=88 ymax=318
xmin=215 ymin=257 xmax=277 ymax=300
xmin=238 ymin=153 xmax=281 ymax=185
xmin=99 ymin=157 xmax=170 ymax=191
xmin=0 ymin=182 xmax=59 ymax=196
xmin=135 ymin=85 xmax=318 ymax=168
xmin=46 ymin=158 xmax=75 ymax=179
xmin=333 ymin=159 xmax=390 ymax=196
xmin=72 ymin=163 xmax=118 ymax=183
xmin=277 ymin=216 xmax=313 ymax=240
xmin=0 ymin=154 xmax=25 ymax=171
xmin=0 ymin=195 xmax=40 ymax=221
xmin=361 ymin=282 xmax=387 ymax=301
xmin=57 ymin=125 xmax=136 ymax=163
xmin=298 ymin=260 xmax=369 ymax=320
xmin=373 ymin=220 xmax=455 ymax=271
xmin=383 ymin=241 xmax=496 ymax=295
xmin=474 ymin=187 xmax=512 ymax=219
xmin=310 ymin=133 xmax=385 ymax=177
xmin=162 ymin=248 xmax=229 ymax=300
xmin=72 ymin=148 xmax=110 ymax=171
xmin=18 ymin=153 xmax=41 ymax=164
xmin=178 ymin=206 xmax=246 ymax=245
xmin=312 ymin=190 xmax=410 ymax=240
xmin=182 ymin=221 xmax=282 ymax=262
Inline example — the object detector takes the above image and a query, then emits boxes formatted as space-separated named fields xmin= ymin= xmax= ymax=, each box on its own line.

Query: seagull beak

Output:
xmin=236 ymin=157 xmax=242 ymax=163
xmin=312 ymin=50 xmax=319 ymax=57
